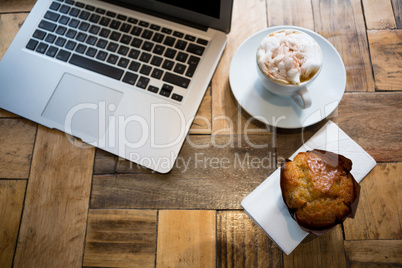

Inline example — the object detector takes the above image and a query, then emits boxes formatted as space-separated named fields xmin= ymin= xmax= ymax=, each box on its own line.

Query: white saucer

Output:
xmin=229 ymin=26 xmax=346 ymax=129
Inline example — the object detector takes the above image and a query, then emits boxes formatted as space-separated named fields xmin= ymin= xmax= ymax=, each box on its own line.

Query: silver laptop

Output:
xmin=0 ymin=0 xmax=233 ymax=173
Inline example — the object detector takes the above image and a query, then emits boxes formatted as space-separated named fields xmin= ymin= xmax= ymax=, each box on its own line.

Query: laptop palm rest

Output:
xmin=42 ymin=73 xmax=123 ymax=143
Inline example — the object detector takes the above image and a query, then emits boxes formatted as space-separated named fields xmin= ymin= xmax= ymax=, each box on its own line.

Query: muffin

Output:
xmin=280 ymin=149 xmax=359 ymax=230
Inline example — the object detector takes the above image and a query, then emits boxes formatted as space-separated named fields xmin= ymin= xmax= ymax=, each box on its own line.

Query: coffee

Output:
xmin=257 ymin=30 xmax=322 ymax=85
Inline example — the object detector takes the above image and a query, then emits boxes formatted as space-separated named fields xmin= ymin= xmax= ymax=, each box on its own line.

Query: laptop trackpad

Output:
xmin=42 ymin=73 xmax=123 ymax=143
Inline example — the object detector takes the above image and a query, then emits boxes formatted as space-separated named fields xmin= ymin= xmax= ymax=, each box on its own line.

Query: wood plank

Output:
xmin=211 ymin=0 xmax=268 ymax=134
xmin=276 ymin=93 xmax=402 ymax=163
xmin=343 ymin=163 xmax=402 ymax=240
xmin=91 ymin=135 xmax=276 ymax=209
xmin=0 ymin=109 xmax=18 ymax=118
xmin=392 ymin=0 xmax=402 ymax=28
xmin=93 ymin=149 xmax=116 ymax=175
xmin=156 ymin=210 xmax=216 ymax=267
xmin=217 ymin=211 xmax=282 ymax=267
xmin=362 ymin=0 xmax=397 ymax=29
xmin=283 ymin=226 xmax=346 ymax=268
xmin=367 ymin=29 xmax=402 ymax=91
xmin=0 ymin=180 xmax=26 ymax=268
xmin=0 ymin=119 xmax=37 ymax=179
xmin=344 ymin=240 xmax=402 ymax=267
xmin=83 ymin=209 xmax=157 ymax=268
xmin=267 ymin=0 xmax=314 ymax=30
xmin=0 ymin=0 xmax=35 ymax=13
xmin=189 ymin=86 xmax=212 ymax=135
xmin=0 ymin=13 xmax=28 ymax=60
xmin=312 ymin=0 xmax=375 ymax=92
xmin=336 ymin=92 xmax=402 ymax=162
xmin=13 ymin=126 xmax=95 ymax=267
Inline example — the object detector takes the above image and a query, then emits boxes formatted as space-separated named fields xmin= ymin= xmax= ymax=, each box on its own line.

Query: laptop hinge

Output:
xmin=102 ymin=0 xmax=209 ymax=32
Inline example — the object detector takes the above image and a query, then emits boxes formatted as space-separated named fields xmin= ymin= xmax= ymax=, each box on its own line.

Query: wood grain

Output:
xmin=0 ymin=180 xmax=26 ymax=268
xmin=343 ymin=163 xmax=402 ymax=240
xmin=393 ymin=0 xmax=402 ymax=28
xmin=362 ymin=0 xmax=397 ymax=29
xmin=283 ymin=226 xmax=346 ymax=268
xmin=0 ymin=13 xmax=28 ymax=60
xmin=368 ymin=29 xmax=402 ymax=91
xmin=267 ymin=0 xmax=314 ymax=30
xmin=276 ymin=93 xmax=402 ymax=163
xmin=83 ymin=209 xmax=157 ymax=267
xmin=335 ymin=92 xmax=402 ymax=162
xmin=211 ymin=0 xmax=269 ymax=134
xmin=93 ymin=149 xmax=116 ymax=175
xmin=13 ymin=126 xmax=95 ymax=268
xmin=156 ymin=210 xmax=216 ymax=267
xmin=217 ymin=211 xmax=282 ymax=267
xmin=0 ymin=0 xmax=35 ymax=13
xmin=312 ymin=0 xmax=375 ymax=92
xmin=0 ymin=119 xmax=37 ymax=179
xmin=344 ymin=240 xmax=402 ymax=267
xmin=91 ymin=135 xmax=276 ymax=209
xmin=189 ymin=86 xmax=212 ymax=135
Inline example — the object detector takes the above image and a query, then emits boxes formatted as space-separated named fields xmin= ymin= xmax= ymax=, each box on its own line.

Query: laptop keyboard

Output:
xmin=25 ymin=0 xmax=209 ymax=103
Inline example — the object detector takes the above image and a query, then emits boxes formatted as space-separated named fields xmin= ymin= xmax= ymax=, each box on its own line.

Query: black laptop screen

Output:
xmin=155 ymin=0 xmax=220 ymax=19
xmin=107 ymin=0 xmax=232 ymax=33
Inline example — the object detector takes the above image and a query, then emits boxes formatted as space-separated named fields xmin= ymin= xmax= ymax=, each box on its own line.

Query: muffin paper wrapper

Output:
xmin=241 ymin=121 xmax=376 ymax=255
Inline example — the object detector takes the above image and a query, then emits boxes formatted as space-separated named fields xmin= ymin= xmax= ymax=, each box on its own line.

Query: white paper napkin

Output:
xmin=241 ymin=120 xmax=376 ymax=255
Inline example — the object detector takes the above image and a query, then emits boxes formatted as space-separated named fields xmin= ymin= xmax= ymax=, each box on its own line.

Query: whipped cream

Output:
xmin=257 ymin=30 xmax=323 ymax=85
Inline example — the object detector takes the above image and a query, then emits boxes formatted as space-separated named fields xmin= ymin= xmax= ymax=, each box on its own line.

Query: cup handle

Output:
xmin=291 ymin=87 xmax=312 ymax=109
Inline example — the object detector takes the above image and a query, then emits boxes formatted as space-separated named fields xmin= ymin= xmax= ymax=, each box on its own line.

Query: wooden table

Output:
xmin=1 ymin=0 xmax=401 ymax=267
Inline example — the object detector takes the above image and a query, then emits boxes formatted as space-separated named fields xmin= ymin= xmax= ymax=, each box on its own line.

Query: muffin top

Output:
xmin=280 ymin=150 xmax=359 ymax=230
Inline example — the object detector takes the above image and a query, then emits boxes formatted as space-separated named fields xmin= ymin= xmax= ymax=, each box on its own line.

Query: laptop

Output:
xmin=0 ymin=0 xmax=233 ymax=173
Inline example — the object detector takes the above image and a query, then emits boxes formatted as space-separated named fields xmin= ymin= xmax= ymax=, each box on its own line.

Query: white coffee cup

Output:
xmin=256 ymin=29 xmax=323 ymax=109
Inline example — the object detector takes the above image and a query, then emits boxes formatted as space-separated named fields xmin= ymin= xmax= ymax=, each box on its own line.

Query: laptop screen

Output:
xmin=107 ymin=0 xmax=233 ymax=33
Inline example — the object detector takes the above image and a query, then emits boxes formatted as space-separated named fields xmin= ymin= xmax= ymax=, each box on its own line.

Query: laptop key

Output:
xmin=45 ymin=33 xmax=57 ymax=43
xmin=68 ymin=18 xmax=80 ymax=28
xmin=59 ymin=15 xmax=70 ymax=25
xmin=39 ymin=20 xmax=57 ymax=32
xmin=136 ymin=76 xmax=150 ymax=89
xmin=117 ymin=57 xmax=129 ymax=68
xmin=65 ymin=40 xmax=77 ymax=50
xmin=171 ymin=93 xmax=183 ymax=102
xmin=163 ymin=72 xmax=190 ymax=88
xmin=128 ymin=61 xmax=141 ymax=72
xmin=36 ymin=42 xmax=48 ymax=54
xmin=185 ymin=55 xmax=200 ymax=77
xmin=85 ymin=47 xmax=97 ymax=57
xmin=55 ymin=37 xmax=66 ymax=47
xmin=70 ymin=54 xmax=124 ymax=80
xmin=56 ymin=49 xmax=71 ymax=61
xmin=59 ymin=5 xmax=70 ymax=14
xmin=66 ymin=29 xmax=77 ymax=38
xmin=160 ymin=84 xmax=173 ymax=97
xmin=148 ymin=85 xmax=159 ymax=93
xmin=33 ymin=30 xmax=46 ymax=40
xmin=75 ymin=43 xmax=87 ymax=54
xmin=56 ymin=25 xmax=67 ymax=35
xmin=151 ymin=68 xmax=164 ymax=79
xmin=69 ymin=7 xmax=80 ymax=17
xmin=140 ymin=64 xmax=152 ymax=75
xmin=122 ymin=72 xmax=138 ymax=85
xmin=107 ymin=54 xmax=119 ymax=64
xmin=186 ymin=43 xmax=205 ymax=56
xmin=96 ymin=50 xmax=108 ymax=61
xmin=99 ymin=17 xmax=111 ymax=26
xmin=162 ymin=59 xmax=174 ymax=70
xmin=46 ymin=46 xmax=58 ymax=57
xmin=44 ymin=11 xmax=59 ymax=22
xmin=49 ymin=1 xmax=61 ymax=11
